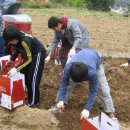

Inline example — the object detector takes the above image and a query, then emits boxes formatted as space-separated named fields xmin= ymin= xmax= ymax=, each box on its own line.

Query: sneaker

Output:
xmin=107 ymin=112 xmax=115 ymax=118
xmin=26 ymin=103 xmax=39 ymax=108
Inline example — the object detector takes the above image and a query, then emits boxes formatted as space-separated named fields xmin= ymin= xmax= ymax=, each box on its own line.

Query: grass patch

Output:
xmin=20 ymin=8 xmax=130 ymax=21
xmin=21 ymin=2 xmax=54 ymax=9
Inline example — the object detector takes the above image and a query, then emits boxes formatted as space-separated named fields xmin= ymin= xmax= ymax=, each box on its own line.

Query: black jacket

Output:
xmin=10 ymin=32 xmax=45 ymax=72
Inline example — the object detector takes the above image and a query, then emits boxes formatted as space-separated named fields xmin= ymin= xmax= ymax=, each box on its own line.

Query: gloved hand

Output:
xmin=45 ymin=55 xmax=51 ymax=63
xmin=67 ymin=49 xmax=76 ymax=63
xmin=56 ymin=101 xmax=65 ymax=109
xmin=121 ymin=63 xmax=129 ymax=67
xmin=80 ymin=109 xmax=90 ymax=120
xmin=6 ymin=60 xmax=13 ymax=67
xmin=68 ymin=49 xmax=76 ymax=58
xmin=7 ymin=68 xmax=17 ymax=77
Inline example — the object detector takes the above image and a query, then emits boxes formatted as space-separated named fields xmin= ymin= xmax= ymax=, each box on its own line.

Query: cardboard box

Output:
xmin=82 ymin=112 xmax=120 ymax=130
xmin=0 ymin=55 xmax=22 ymax=75
xmin=0 ymin=73 xmax=25 ymax=110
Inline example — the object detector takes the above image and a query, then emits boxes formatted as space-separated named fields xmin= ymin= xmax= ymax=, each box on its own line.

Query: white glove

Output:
xmin=56 ymin=101 xmax=65 ymax=109
xmin=68 ymin=49 xmax=76 ymax=58
xmin=7 ymin=68 xmax=17 ymax=77
xmin=121 ymin=63 xmax=129 ymax=67
xmin=45 ymin=56 xmax=51 ymax=63
xmin=67 ymin=49 xmax=76 ymax=63
xmin=80 ymin=109 xmax=90 ymax=120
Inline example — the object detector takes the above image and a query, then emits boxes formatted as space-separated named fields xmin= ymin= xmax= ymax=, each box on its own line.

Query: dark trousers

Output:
xmin=20 ymin=49 xmax=46 ymax=105
xmin=59 ymin=39 xmax=72 ymax=69
xmin=0 ymin=36 xmax=5 ymax=57
xmin=59 ymin=39 xmax=81 ymax=69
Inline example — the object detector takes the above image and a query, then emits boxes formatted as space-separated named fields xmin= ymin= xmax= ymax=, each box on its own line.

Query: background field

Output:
xmin=0 ymin=8 xmax=129 ymax=130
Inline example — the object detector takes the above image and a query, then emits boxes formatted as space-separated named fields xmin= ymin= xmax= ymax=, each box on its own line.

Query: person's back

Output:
xmin=0 ymin=0 xmax=16 ymax=9
xmin=21 ymin=33 xmax=45 ymax=56
xmin=66 ymin=49 xmax=102 ymax=77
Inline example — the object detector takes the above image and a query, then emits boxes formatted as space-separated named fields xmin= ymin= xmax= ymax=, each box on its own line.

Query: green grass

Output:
xmin=20 ymin=8 xmax=130 ymax=21
xmin=21 ymin=2 xmax=54 ymax=9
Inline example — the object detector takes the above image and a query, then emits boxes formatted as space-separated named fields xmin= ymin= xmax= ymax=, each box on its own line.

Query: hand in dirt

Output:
xmin=45 ymin=56 xmax=51 ymax=63
xmin=80 ymin=109 xmax=90 ymax=120
xmin=56 ymin=101 xmax=65 ymax=110
xmin=121 ymin=63 xmax=129 ymax=68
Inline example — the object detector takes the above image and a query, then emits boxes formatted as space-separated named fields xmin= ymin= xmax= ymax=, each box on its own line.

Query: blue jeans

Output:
xmin=0 ymin=36 xmax=4 ymax=57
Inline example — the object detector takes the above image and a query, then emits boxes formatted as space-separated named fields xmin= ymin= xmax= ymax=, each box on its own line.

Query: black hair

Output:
xmin=70 ymin=62 xmax=88 ymax=83
xmin=48 ymin=16 xmax=60 ymax=28
xmin=3 ymin=26 xmax=22 ymax=44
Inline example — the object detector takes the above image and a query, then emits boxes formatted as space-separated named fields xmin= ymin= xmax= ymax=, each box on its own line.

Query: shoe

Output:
xmin=107 ymin=112 xmax=115 ymax=118
xmin=26 ymin=103 xmax=39 ymax=108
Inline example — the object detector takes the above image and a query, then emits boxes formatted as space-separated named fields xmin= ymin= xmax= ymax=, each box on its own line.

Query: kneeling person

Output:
xmin=56 ymin=49 xmax=115 ymax=119
xmin=3 ymin=26 xmax=46 ymax=107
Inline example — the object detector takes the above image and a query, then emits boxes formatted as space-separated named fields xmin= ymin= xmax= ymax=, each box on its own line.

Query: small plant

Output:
xmin=85 ymin=0 xmax=114 ymax=11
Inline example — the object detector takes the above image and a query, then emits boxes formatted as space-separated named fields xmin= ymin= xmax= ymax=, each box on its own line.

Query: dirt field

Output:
xmin=20 ymin=8 xmax=130 ymax=53
xmin=0 ymin=8 xmax=129 ymax=130
xmin=40 ymin=58 xmax=130 ymax=130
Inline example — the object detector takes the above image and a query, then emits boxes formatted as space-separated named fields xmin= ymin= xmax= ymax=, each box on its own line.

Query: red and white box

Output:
xmin=0 ymin=55 xmax=22 ymax=75
xmin=82 ymin=112 xmax=120 ymax=130
xmin=0 ymin=73 xmax=25 ymax=110
xmin=3 ymin=14 xmax=32 ymax=34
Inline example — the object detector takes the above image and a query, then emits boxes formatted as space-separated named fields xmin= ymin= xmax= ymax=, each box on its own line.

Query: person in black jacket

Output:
xmin=3 ymin=26 xmax=46 ymax=107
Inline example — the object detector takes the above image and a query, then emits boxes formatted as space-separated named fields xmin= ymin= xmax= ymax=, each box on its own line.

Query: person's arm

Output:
xmin=16 ymin=41 xmax=32 ymax=72
xmin=10 ymin=47 xmax=19 ymax=61
xmin=70 ymin=22 xmax=82 ymax=49
xmin=50 ymin=33 xmax=60 ymax=54
xmin=45 ymin=33 xmax=60 ymax=63
xmin=0 ymin=0 xmax=5 ymax=7
xmin=84 ymin=74 xmax=98 ymax=111
xmin=57 ymin=65 xmax=70 ymax=102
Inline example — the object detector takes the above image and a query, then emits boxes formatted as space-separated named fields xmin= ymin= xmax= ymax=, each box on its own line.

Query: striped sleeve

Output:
xmin=16 ymin=41 xmax=32 ymax=72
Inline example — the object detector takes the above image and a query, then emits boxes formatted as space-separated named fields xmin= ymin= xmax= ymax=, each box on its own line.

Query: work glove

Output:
xmin=80 ymin=109 xmax=90 ymax=120
xmin=68 ymin=49 xmax=76 ymax=58
xmin=45 ymin=55 xmax=51 ymax=63
xmin=6 ymin=60 xmax=13 ymax=67
xmin=121 ymin=63 xmax=129 ymax=67
xmin=67 ymin=49 xmax=76 ymax=63
xmin=56 ymin=101 xmax=65 ymax=110
xmin=7 ymin=68 xmax=17 ymax=77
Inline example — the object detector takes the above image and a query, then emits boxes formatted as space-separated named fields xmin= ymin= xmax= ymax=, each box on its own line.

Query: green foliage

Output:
xmin=51 ymin=0 xmax=86 ymax=8
xmin=21 ymin=0 xmax=115 ymax=11
xmin=85 ymin=0 xmax=115 ymax=11
xmin=21 ymin=2 xmax=54 ymax=9
xmin=66 ymin=0 xmax=86 ymax=8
